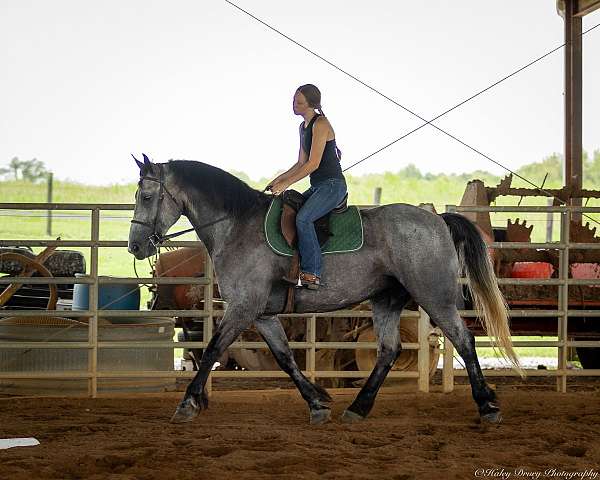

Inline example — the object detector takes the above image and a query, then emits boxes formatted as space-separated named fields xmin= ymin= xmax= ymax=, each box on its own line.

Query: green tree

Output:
xmin=2 ymin=157 xmax=48 ymax=182
xmin=9 ymin=157 xmax=21 ymax=180
xmin=20 ymin=158 xmax=48 ymax=182
xmin=401 ymin=163 xmax=422 ymax=179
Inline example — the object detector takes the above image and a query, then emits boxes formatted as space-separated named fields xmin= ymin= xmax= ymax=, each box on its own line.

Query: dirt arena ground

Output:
xmin=1 ymin=384 xmax=600 ymax=480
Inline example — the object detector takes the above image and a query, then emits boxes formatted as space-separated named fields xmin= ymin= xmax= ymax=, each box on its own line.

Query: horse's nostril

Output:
xmin=130 ymin=243 xmax=140 ymax=254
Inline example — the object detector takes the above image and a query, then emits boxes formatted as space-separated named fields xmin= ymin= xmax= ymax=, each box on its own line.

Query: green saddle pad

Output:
xmin=264 ymin=196 xmax=364 ymax=257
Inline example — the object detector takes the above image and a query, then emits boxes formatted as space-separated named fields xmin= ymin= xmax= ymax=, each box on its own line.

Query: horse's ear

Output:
xmin=132 ymin=154 xmax=144 ymax=170
xmin=142 ymin=153 xmax=152 ymax=166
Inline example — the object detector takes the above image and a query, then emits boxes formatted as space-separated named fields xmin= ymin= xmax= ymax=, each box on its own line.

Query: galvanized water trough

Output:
xmin=0 ymin=315 xmax=175 ymax=395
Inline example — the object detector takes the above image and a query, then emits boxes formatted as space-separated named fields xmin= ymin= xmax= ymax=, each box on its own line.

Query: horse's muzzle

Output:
xmin=128 ymin=240 xmax=154 ymax=260
xmin=128 ymin=242 xmax=140 ymax=255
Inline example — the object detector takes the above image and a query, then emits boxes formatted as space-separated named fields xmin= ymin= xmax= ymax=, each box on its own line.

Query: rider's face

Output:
xmin=293 ymin=91 xmax=310 ymax=115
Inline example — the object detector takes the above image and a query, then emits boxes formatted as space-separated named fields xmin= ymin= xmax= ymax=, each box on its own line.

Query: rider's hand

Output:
xmin=269 ymin=179 xmax=288 ymax=196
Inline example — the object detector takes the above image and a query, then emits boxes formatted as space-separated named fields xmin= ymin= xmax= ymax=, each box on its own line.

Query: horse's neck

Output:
xmin=183 ymin=196 xmax=231 ymax=256
xmin=175 ymin=172 xmax=268 ymax=256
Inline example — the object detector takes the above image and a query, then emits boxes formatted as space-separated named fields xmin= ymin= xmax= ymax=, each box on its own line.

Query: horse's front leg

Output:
xmin=171 ymin=304 xmax=254 ymax=423
xmin=255 ymin=315 xmax=332 ymax=425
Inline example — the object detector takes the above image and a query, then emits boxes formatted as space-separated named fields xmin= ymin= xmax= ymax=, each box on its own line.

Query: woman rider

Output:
xmin=267 ymin=84 xmax=347 ymax=290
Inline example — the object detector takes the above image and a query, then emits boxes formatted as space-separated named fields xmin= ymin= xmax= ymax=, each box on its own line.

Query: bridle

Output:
xmin=130 ymin=163 xmax=232 ymax=248
xmin=131 ymin=163 xmax=191 ymax=248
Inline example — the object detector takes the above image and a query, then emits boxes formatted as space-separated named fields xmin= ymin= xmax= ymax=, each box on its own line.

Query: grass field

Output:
xmin=476 ymin=336 xmax=559 ymax=358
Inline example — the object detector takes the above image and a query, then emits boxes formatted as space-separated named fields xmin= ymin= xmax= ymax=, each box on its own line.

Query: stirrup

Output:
xmin=282 ymin=275 xmax=302 ymax=288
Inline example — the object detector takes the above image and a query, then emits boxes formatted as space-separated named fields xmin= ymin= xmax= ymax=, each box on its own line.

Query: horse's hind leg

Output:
xmin=342 ymin=289 xmax=410 ymax=423
xmin=420 ymin=303 xmax=501 ymax=423
xmin=255 ymin=315 xmax=332 ymax=425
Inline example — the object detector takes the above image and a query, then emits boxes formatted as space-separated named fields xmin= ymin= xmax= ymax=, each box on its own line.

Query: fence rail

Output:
xmin=0 ymin=202 xmax=599 ymax=397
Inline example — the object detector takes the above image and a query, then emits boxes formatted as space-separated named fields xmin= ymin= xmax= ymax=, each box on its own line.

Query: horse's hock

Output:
xmin=355 ymin=317 xmax=441 ymax=385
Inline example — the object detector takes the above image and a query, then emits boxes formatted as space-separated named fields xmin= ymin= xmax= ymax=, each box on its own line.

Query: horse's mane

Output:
xmin=168 ymin=160 xmax=271 ymax=218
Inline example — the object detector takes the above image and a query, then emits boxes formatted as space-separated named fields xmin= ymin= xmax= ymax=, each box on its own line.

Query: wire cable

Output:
xmin=343 ymin=21 xmax=600 ymax=172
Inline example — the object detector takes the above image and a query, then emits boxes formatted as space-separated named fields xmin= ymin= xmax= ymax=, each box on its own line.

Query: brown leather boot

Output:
xmin=299 ymin=271 xmax=321 ymax=290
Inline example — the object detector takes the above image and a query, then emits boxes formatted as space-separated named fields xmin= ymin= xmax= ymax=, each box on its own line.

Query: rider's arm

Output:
xmin=282 ymin=118 xmax=327 ymax=186
xmin=268 ymin=124 xmax=308 ymax=187
xmin=272 ymin=143 xmax=308 ymax=184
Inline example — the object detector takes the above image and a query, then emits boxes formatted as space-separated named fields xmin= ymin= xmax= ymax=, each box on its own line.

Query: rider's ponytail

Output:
xmin=317 ymin=106 xmax=342 ymax=159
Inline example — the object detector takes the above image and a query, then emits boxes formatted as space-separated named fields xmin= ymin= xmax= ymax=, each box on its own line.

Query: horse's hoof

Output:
xmin=341 ymin=409 xmax=365 ymax=423
xmin=170 ymin=396 xmax=200 ymax=424
xmin=309 ymin=408 xmax=331 ymax=425
xmin=480 ymin=402 xmax=503 ymax=424
xmin=480 ymin=410 xmax=503 ymax=424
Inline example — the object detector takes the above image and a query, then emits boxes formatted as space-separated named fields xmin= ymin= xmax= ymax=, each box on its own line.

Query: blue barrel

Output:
xmin=73 ymin=275 xmax=140 ymax=311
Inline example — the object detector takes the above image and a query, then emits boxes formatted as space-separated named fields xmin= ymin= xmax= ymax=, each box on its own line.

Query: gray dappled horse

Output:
xmin=128 ymin=155 xmax=523 ymax=425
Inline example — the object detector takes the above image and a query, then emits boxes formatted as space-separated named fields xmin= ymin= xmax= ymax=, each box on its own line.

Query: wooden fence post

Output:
xmin=546 ymin=197 xmax=554 ymax=242
xmin=46 ymin=172 xmax=53 ymax=235
xmin=373 ymin=187 xmax=382 ymax=205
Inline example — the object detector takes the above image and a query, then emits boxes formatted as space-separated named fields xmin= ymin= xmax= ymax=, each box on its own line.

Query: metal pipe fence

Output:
xmin=0 ymin=202 xmax=599 ymax=397
xmin=446 ymin=203 xmax=600 ymax=393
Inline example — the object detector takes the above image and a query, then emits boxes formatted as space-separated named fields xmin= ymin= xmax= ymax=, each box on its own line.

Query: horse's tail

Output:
xmin=440 ymin=212 xmax=525 ymax=378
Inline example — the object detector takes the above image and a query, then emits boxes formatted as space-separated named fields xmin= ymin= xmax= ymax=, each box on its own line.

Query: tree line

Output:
xmin=0 ymin=157 xmax=49 ymax=182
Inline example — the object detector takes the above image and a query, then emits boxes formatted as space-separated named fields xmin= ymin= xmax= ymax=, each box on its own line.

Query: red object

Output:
xmin=571 ymin=263 xmax=600 ymax=281
xmin=510 ymin=262 xmax=553 ymax=278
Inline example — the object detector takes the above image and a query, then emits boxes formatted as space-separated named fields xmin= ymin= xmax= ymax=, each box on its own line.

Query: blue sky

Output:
xmin=1 ymin=1 xmax=598 ymax=185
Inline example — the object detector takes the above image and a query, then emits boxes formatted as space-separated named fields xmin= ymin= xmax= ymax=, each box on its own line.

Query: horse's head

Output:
xmin=128 ymin=154 xmax=184 ymax=259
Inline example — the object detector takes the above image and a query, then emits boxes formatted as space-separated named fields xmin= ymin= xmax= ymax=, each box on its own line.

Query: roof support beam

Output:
xmin=564 ymin=0 xmax=583 ymax=221
xmin=557 ymin=0 xmax=600 ymax=17
xmin=574 ymin=0 xmax=600 ymax=16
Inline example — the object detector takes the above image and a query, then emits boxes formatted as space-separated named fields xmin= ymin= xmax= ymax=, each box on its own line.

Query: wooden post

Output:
xmin=564 ymin=0 xmax=583 ymax=222
xmin=46 ymin=173 xmax=53 ymax=236
xmin=557 ymin=209 xmax=570 ymax=393
xmin=373 ymin=187 xmax=382 ymax=205
xmin=307 ymin=314 xmax=316 ymax=383
xmin=203 ymin=249 xmax=214 ymax=396
xmin=417 ymin=308 xmax=430 ymax=393
xmin=546 ymin=197 xmax=554 ymax=242
xmin=88 ymin=208 xmax=99 ymax=398
xmin=442 ymin=336 xmax=454 ymax=393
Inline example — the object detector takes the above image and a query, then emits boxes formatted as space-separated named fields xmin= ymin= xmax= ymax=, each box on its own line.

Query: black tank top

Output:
xmin=300 ymin=113 xmax=345 ymax=186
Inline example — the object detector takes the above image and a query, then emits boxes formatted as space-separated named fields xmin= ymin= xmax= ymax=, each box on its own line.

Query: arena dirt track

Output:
xmin=1 ymin=387 xmax=599 ymax=480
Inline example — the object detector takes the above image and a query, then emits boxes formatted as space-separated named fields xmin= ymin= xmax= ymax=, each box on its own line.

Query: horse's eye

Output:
xmin=142 ymin=194 xmax=152 ymax=202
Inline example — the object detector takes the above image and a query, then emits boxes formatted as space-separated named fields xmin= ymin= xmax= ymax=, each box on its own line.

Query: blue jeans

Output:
xmin=296 ymin=178 xmax=347 ymax=277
